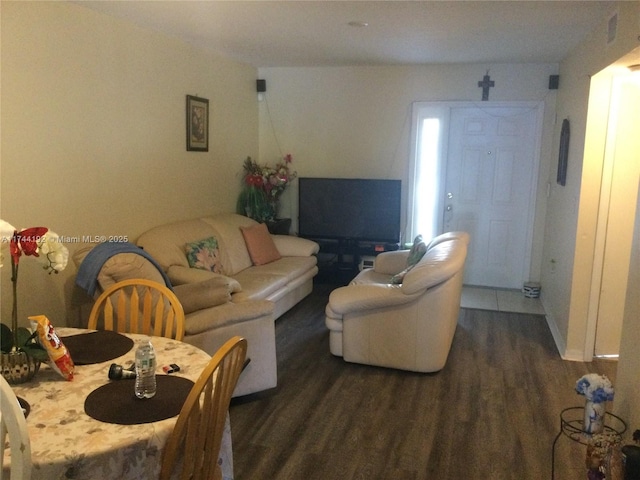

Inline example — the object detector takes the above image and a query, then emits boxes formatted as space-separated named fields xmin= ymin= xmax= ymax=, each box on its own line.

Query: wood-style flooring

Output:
xmin=230 ymin=282 xmax=618 ymax=480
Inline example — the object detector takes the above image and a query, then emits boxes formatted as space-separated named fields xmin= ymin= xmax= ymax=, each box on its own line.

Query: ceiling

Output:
xmin=76 ymin=1 xmax=618 ymax=68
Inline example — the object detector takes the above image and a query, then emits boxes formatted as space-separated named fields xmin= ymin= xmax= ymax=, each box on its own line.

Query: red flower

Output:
xmin=245 ymin=174 xmax=264 ymax=187
xmin=10 ymin=227 xmax=48 ymax=264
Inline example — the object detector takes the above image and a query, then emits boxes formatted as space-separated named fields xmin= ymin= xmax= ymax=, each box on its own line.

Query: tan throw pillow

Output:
xmin=240 ymin=223 xmax=282 ymax=266
xmin=185 ymin=236 xmax=224 ymax=274
xmin=172 ymin=277 xmax=232 ymax=314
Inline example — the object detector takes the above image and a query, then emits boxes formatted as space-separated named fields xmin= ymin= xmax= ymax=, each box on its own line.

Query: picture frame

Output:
xmin=557 ymin=118 xmax=570 ymax=186
xmin=186 ymin=95 xmax=209 ymax=151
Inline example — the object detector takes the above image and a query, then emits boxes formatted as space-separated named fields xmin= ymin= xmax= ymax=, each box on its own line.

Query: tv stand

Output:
xmin=311 ymin=237 xmax=400 ymax=285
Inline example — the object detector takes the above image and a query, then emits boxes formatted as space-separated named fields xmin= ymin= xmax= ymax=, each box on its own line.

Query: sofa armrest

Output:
xmin=327 ymin=284 xmax=420 ymax=316
xmin=167 ymin=265 xmax=242 ymax=292
xmin=272 ymin=235 xmax=319 ymax=257
xmin=373 ymin=250 xmax=409 ymax=275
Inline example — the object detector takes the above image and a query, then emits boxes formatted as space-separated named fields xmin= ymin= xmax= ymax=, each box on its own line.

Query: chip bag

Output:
xmin=29 ymin=315 xmax=74 ymax=381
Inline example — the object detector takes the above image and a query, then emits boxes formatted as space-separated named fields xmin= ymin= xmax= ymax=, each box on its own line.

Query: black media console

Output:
xmin=312 ymin=238 xmax=400 ymax=285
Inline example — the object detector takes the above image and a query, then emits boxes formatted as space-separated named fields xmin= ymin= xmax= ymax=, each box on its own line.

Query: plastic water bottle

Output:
xmin=134 ymin=338 xmax=156 ymax=399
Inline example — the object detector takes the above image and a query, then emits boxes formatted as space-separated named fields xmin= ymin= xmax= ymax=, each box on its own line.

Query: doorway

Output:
xmin=584 ymin=64 xmax=640 ymax=358
xmin=409 ymin=101 xmax=543 ymax=289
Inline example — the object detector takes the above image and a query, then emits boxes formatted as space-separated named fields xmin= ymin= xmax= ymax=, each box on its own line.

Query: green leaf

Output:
xmin=0 ymin=323 xmax=14 ymax=352
xmin=22 ymin=345 xmax=49 ymax=362
xmin=16 ymin=327 xmax=35 ymax=347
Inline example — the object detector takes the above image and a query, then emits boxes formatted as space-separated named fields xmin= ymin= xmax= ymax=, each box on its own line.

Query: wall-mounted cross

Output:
xmin=478 ymin=71 xmax=495 ymax=101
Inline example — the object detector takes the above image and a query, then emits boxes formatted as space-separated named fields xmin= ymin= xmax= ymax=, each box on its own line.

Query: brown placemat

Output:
xmin=84 ymin=375 xmax=194 ymax=425
xmin=62 ymin=330 xmax=134 ymax=365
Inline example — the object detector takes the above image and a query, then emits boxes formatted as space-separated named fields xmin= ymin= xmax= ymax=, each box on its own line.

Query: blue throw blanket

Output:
xmin=75 ymin=242 xmax=172 ymax=297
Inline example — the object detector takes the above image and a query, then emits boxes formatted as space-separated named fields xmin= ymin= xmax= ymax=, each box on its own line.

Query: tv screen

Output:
xmin=298 ymin=178 xmax=401 ymax=244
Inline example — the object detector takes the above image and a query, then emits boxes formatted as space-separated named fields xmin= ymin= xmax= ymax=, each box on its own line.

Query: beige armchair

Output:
xmin=325 ymin=232 xmax=469 ymax=373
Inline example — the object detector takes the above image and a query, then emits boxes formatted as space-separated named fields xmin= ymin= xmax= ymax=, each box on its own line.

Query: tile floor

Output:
xmin=461 ymin=285 xmax=545 ymax=315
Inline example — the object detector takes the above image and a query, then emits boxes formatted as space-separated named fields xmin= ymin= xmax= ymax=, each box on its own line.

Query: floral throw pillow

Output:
xmin=185 ymin=236 xmax=224 ymax=274
xmin=390 ymin=235 xmax=427 ymax=285
xmin=406 ymin=234 xmax=427 ymax=266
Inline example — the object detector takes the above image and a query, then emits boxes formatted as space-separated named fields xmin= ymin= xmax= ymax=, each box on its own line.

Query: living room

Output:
xmin=1 ymin=0 xmax=638 ymax=465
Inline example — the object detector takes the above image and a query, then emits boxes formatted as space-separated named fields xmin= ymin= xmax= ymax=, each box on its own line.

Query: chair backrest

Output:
xmin=1 ymin=376 xmax=31 ymax=480
xmin=159 ymin=336 xmax=247 ymax=480
xmin=88 ymin=279 xmax=185 ymax=341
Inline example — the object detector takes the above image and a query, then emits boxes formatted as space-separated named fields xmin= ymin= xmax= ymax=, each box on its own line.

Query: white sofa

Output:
xmin=75 ymin=213 xmax=319 ymax=396
xmin=325 ymin=232 xmax=469 ymax=373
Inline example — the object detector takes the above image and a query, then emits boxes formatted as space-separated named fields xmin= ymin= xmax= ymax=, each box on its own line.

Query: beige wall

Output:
xmin=257 ymin=63 xmax=559 ymax=271
xmin=543 ymin=3 xmax=640 ymax=361
xmin=541 ymin=2 xmax=639 ymax=427
xmin=616 ymin=177 xmax=640 ymax=433
xmin=0 ymin=1 xmax=258 ymax=325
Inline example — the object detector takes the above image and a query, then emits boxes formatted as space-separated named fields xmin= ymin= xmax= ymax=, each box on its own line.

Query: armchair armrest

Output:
xmin=272 ymin=235 xmax=319 ymax=257
xmin=327 ymin=283 xmax=420 ymax=316
xmin=373 ymin=250 xmax=409 ymax=275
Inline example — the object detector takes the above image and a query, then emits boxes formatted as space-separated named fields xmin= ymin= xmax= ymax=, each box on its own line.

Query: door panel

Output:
xmin=444 ymin=106 xmax=538 ymax=289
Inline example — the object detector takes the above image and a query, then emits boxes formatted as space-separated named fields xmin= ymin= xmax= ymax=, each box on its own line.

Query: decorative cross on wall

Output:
xmin=478 ymin=71 xmax=495 ymax=101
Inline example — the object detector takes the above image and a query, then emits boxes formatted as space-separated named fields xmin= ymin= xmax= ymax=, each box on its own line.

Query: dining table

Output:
xmin=3 ymin=327 xmax=234 ymax=480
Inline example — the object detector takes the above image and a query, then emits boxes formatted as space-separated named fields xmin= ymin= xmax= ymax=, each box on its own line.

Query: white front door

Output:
xmin=443 ymin=105 xmax=541 ymax=289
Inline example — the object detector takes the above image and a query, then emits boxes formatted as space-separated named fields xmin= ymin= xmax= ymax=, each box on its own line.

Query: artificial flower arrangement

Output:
xmin=575 ymin=373 xmax=615 ymax=403
xmin=0 ymin=219 xmax=69 ymax=361
xmin=236 ymin=155 xmax=297 ymax=223
xmin=576 ymin=373 xmax=614 ymax=403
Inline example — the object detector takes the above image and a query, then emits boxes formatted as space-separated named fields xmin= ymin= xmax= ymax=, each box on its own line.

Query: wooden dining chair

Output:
xmin=159 ymin=336 xmax=247 ymax=480
xmin=88 ymin=278 xmax=185 ymax=341
xmin=1 ymin=376 xmax=32 ymax=480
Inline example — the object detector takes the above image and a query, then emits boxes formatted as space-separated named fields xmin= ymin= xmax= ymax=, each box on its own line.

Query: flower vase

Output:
xmin=1 ymin=350 xmax=41 ymax=384
xmin=584 ymin=400 xmax=606 ymax=434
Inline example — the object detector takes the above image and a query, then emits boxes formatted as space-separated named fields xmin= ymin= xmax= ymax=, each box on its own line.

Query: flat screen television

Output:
xmin=298 ymin=178 xmax=402 ymax=244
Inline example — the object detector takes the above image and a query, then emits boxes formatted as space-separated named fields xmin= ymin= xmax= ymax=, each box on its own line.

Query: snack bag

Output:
xmin=29 ymin=315 xmax=74 ymax=381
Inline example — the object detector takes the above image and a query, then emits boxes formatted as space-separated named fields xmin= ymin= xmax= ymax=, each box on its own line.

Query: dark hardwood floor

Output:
xmin=230 ymin=282 xmax=618 ymax=479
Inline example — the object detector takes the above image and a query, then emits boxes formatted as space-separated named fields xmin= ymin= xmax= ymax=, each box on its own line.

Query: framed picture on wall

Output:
xmin=186 ymin=95 xmax=209 ymax=151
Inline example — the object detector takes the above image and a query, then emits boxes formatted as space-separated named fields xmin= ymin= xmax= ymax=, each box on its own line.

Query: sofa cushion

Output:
xmin=200 ymin=214 xmax=256 ymax=275
xmin=166 ymin=265 xmax=242 ymax=293
xmin=231 ymin=256 xmax=317 ymax=302
xmin=136 ymin=218 xmax=221 ymax=271
xmin=173 ymin=277 xmax=232 ymax=314
xmin=240 ymin=223 xmax=282 ymax=266
xmin=185 ymin=236 xmax=224 ymax=274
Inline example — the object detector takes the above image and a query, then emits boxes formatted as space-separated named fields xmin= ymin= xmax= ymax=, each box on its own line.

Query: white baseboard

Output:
xmin=543 ymin=300 xmax=584 ymax=362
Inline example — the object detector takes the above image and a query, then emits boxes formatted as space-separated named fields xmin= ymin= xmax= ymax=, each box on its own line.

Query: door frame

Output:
xmin=409 ymin=100 xmax=544 ymax=287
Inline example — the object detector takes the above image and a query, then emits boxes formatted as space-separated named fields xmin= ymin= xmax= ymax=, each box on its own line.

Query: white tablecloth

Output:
xmin=4 ymin=328 xmax=233 ymax=480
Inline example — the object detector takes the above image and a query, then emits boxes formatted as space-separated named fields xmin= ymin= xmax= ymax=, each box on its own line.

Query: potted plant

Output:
xmin=1 ymin=220 xmax=68 ymax=383
xmin=236 ymin=155 xmax=297 ymax=223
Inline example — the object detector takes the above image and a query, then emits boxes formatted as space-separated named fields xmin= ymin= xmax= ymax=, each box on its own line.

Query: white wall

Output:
xmin=1 ymin=1 xmax=258 ymax=325
xmin=540 ymin=2 xmax=640 ymax=428
xmin=257 ymin=63 xmax=558 ymax=273
xmin=541 ymin=2 xmax=640 ymax=358
xmin=615 ymin=177 xmax=640 ymax=432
